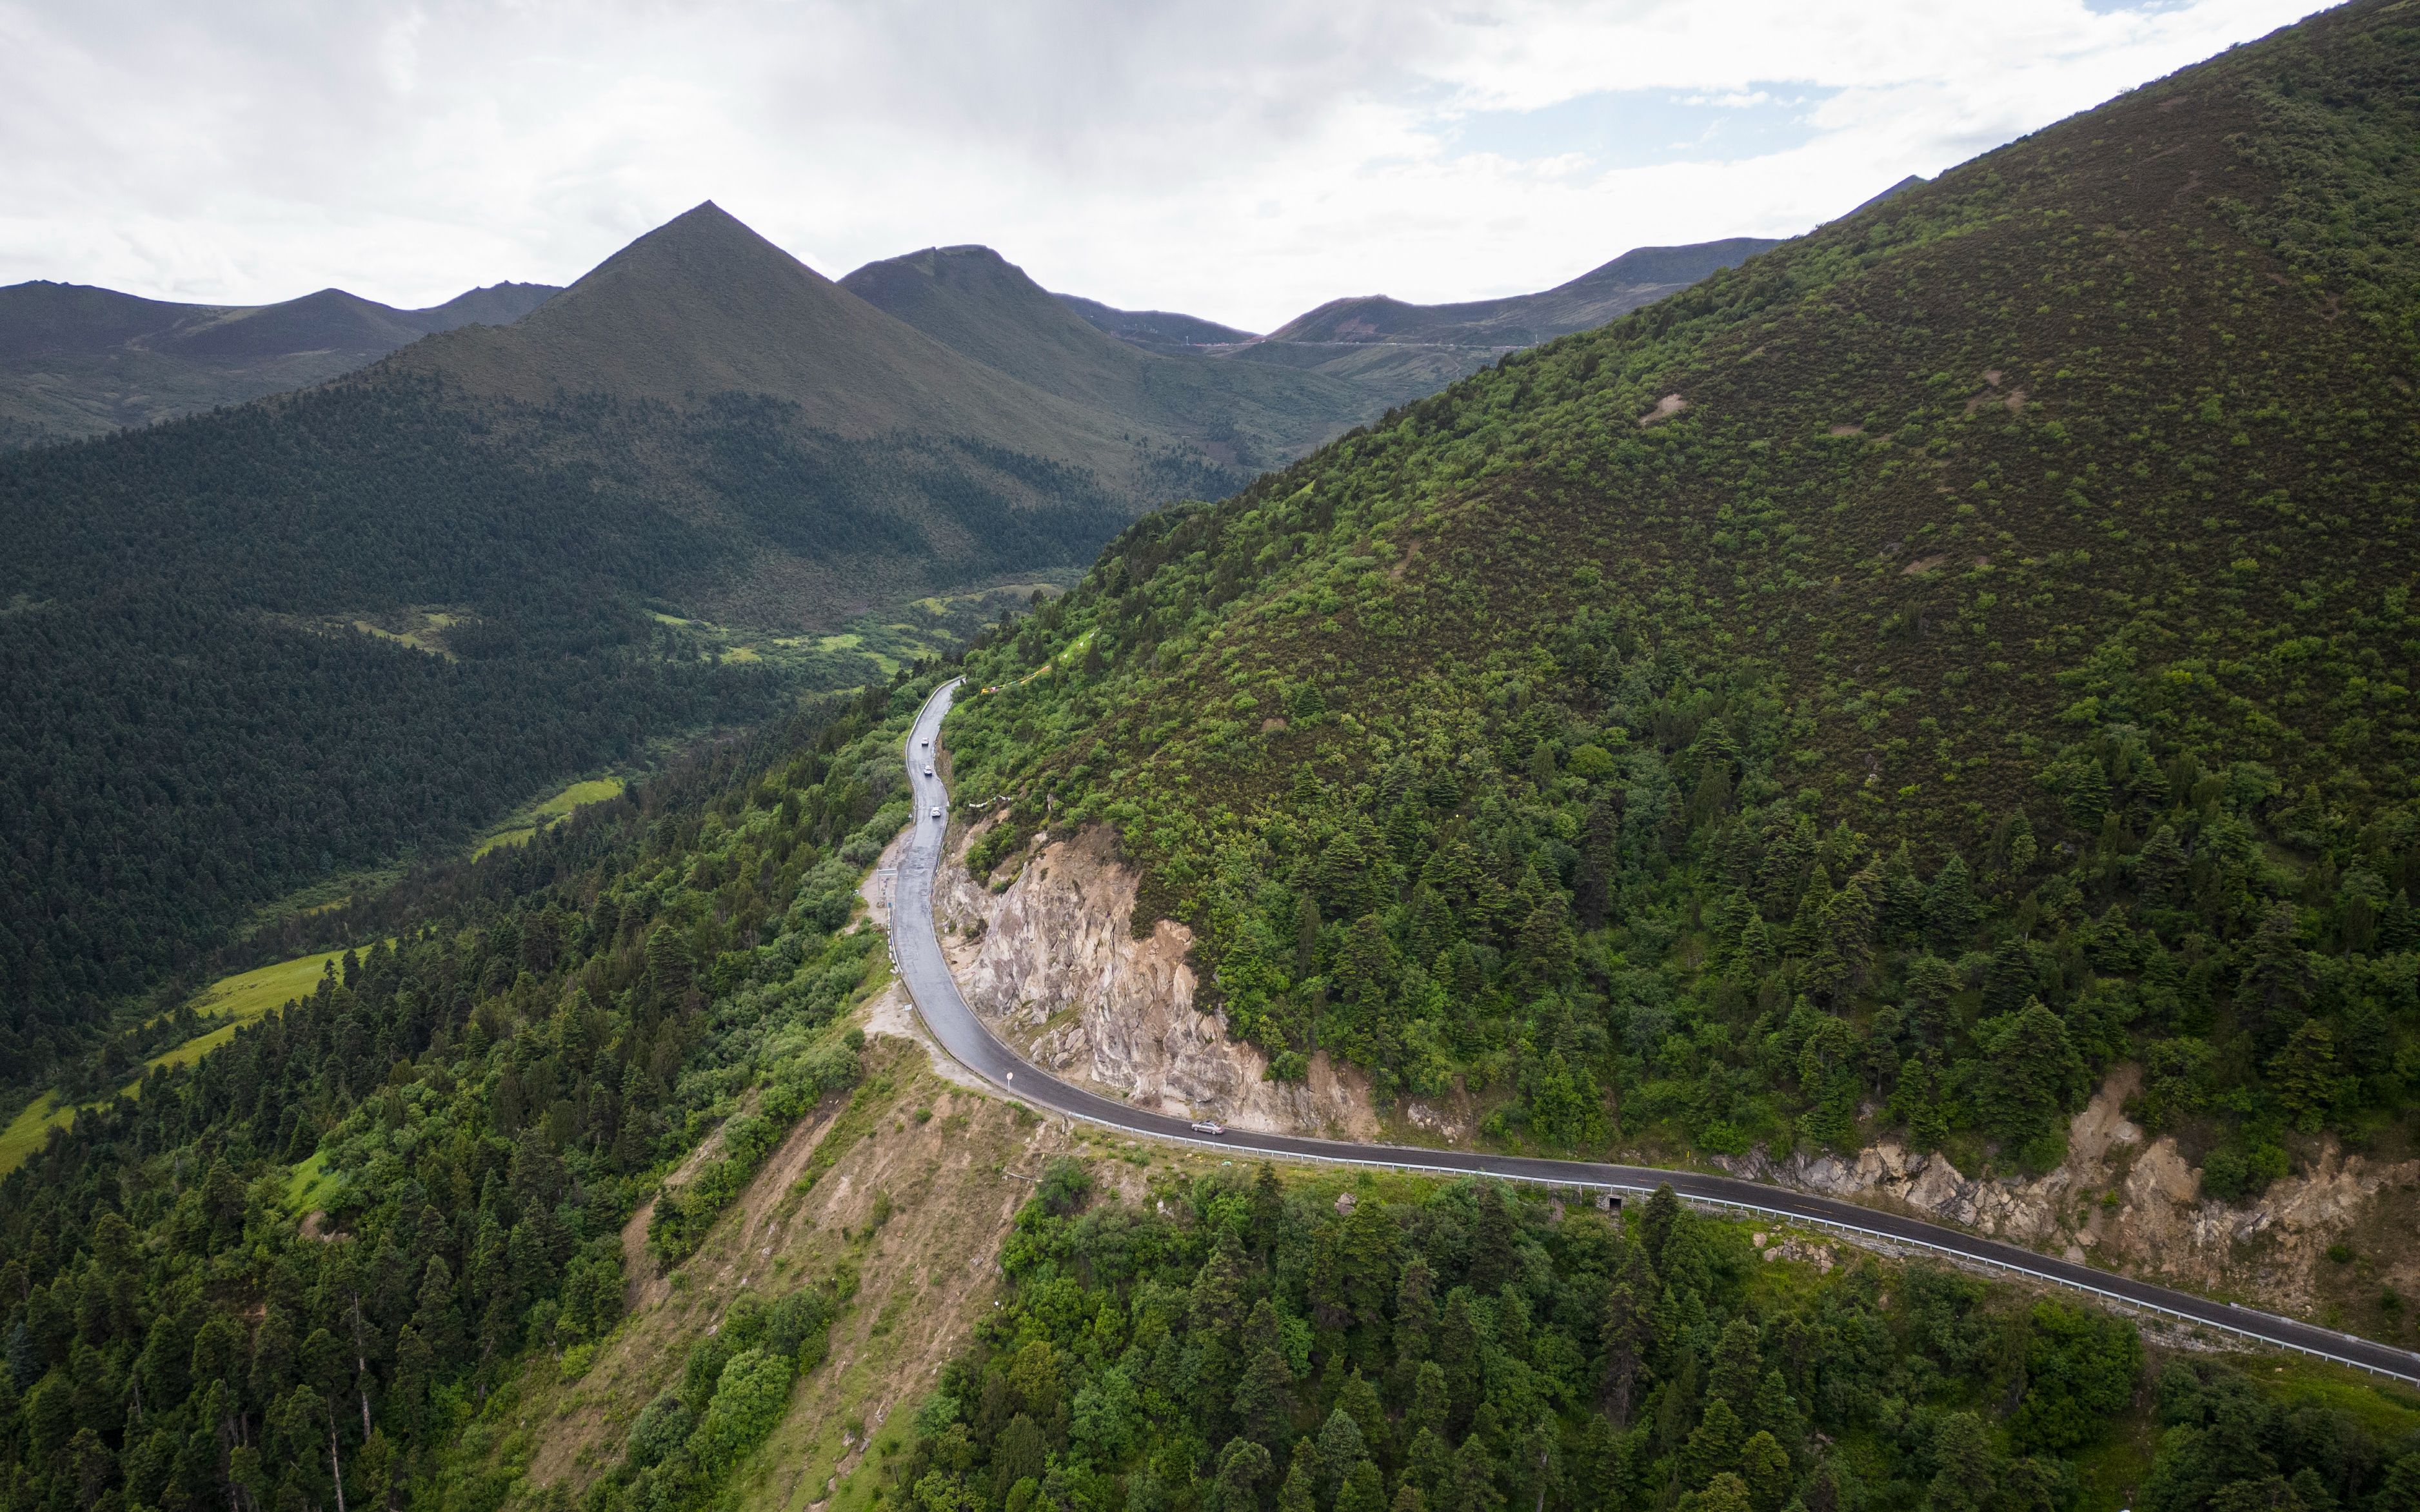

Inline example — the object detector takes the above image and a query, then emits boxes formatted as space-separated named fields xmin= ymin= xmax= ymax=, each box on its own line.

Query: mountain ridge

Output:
xmin=939 ymin=0 xmax=2420 ymax=1222
xmin=840 ymin=242 xmax=1389 ymax=468
xmin=0 ymin=275 xmax=557 ymax=446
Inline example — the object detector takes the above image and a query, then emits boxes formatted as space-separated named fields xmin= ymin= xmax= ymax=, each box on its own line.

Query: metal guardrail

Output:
xmin=993 ymin=1094 xmax=2420 ymax=1386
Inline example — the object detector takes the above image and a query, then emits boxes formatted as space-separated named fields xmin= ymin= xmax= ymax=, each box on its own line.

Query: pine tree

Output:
xmin=1338 ymin=1460 xmax=1386 ymax=1512
xmin=2268 ymin=1021 xmax=2340 ymax=1134
xmin=1679 ymin=1398 xmax=1747 ymax=1491
xmin=1445 ymin=1435 xmax=1505 ymax=1512
xmin=1974 ymin=1001 xmax=2087 ymax=1151
xmin=1600 ymin=1281 xmax=1645 ymax=1425
xmin=2065 ymin=760 xmax=2112 ymax=829
xmin=1317 ymin=1406 xmax=1370 ymax=1495
xmin=1925 ymin=854 xmax=1980 ymax=949
xmin=1233 ymin=1348 xmax=1296 ymax=1448
xmin=1467 ymin=1186 xmax=1520 ymax=1294
xmin=2381 ymin=890 xmax=2418 ymax=953
xmin=1981 ymin=937 xmax=2039 ymax=1017
xmin=2239 ymin=903 xmax=2315 ymax=1051
xmin=1741 ymin=1431 xmax=1792 ymax=1512
xmin=1338 ymin=1371 xmax=1391 ymax=1464
xmin=1278 ymin=1440 xmax=1318 ymax=1512
xmin=1706 ymin=1319 xmax=1763 ymax=1424
xmin=2136 ymin=825 xmax=2188 ymax=907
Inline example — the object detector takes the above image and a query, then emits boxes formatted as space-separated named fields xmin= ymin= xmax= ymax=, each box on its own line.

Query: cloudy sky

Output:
xmin=0 ymin=0 xmax=2324 ymax=332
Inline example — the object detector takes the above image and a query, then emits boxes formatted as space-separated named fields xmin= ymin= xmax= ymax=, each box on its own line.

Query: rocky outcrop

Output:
xmin=1717 ymin=1064 xmax=2420 ymax=1317
xmin=934 ymin=820 xmax=1380 ymax=1138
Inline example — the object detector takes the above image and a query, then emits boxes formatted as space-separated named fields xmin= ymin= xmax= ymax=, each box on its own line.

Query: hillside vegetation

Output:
xmin=843 ymin=246 xmax=1388 ymax=471
xmin=942 ymin=1 xmax=2420 ymax=1200
xmin=0 ymin=678 xmax=932 ymax=1512
xmin=0 ymin=205 xmax=1177 ymax=1080
xmin=890 ymin=1164 xmax=2420 ymax=1512
xmin=5 ymin=652 xmax=2414 ymax=1512
xmin=0 ymin=278 xmax=556 ymax=447
xmin=1241 ymin=237 xmax=1785 ymax=405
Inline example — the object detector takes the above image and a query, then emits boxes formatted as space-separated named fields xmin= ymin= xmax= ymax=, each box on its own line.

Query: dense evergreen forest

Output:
xmin=892 ymin=1167 xmax=2420 ymax=1512
xmin=0 ymin=596 xmax=775 ymax=1086
xmin=0 ymin=675 xmax=938 ymax=1511
xmin=938 ymin=2 xmax=2420 ymax=1199
xmin=1 ymin=649 xmax=2412 ymax=1512
xmin=0 ymin=366 xmax=1137 ymax=1083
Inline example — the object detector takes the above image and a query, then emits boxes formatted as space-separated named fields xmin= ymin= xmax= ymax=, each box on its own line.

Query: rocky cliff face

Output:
xmin=1719 ymin=1064 xmax=2420 ymax=1319
xmin=933 ymin=819 xmax=1380 ymax=1137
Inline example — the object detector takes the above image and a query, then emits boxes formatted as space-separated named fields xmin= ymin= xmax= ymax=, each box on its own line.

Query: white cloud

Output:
xmin=0 ymin=0 xmax=2328 ymax=331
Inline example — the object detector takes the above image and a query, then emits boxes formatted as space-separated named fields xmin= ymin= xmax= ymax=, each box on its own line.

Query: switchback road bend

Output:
xmin=893 ymin=678 xmax=2420 ymax=1384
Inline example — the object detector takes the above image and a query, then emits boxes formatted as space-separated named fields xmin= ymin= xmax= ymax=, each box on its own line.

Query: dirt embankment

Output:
xmin=511 ymin=1008 xmax=1252 ymax=1512
xmin=530 ymin=1041 xmax=1075 ymax=1507
xmin=935 ymin=818 xmax=1380 ymax=1139
xmin=1718 ymin=1063 xmax=2420 ymax=1323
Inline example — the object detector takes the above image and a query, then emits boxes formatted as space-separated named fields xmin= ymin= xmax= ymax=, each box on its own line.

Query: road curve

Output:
xmin=893 ymin=678 xmax=2420 ymax=1384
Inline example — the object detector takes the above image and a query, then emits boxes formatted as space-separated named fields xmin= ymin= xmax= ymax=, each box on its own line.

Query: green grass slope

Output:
xmin=942 ymin=1 xmax=2420 ymax=1189
xmin=842 ymin=244 xmax=1391 ymax=469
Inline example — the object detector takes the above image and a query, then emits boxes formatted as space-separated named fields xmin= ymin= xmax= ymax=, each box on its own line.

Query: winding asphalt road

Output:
xmin=892 ymin=678 xmax=2420 ymax=1384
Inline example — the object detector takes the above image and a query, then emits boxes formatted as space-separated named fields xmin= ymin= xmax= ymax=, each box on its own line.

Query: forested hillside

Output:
xmin=0 ymin=278 xmax=557 ymax=448
xmin=892 ymin=1167 xmax=2420 ymax=1512
xmin=0 ymin=205 xmax=1171 ymax=1081
xmin=0 ymin=674 xmax=930 ymax=1511
xmin=7 ymin=650 xmax=2414 ymax=1512
xmin=841 ymin=246 xmax=1387 ymax=471
xmin=940 ymin=0 xmax=2420 ymax=1194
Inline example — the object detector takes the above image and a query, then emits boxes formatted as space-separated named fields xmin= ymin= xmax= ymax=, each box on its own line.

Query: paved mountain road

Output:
xmin=892 ymin=678 xmax=2420 ymax=1384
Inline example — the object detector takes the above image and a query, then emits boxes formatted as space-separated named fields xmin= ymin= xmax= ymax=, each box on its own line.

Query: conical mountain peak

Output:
xmin=386 ymin=204 xmax=1129 ymax=457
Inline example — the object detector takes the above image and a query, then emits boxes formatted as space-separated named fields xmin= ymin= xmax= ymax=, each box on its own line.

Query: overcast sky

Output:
xmin=0 ymin=0 xmax=2323 ymax=333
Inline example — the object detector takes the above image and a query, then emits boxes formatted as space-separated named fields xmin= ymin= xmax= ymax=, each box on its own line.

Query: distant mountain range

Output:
xmin=1053 ymin=293 xmax=1255 ymax=352
xmin=0 ymin=197 xmax=1805 ymax=1064
xmin=0 ymin=217 xmax=1818 ymax=451
xmin=1222 ymin=236 xmax=1786 ymax=402
xmin=841 ymin=244 xmax=1380 ymax=468
xmin=0 ymin=278 xmax=557 ymax=447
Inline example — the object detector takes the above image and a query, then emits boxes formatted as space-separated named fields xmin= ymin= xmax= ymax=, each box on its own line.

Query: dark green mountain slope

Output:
xmin=1233 ymin=235 xmax=1784 ymax=403
xmin=0 ymin=681 xmax=910 ymax=1512
xmin=0 ymin=206 xmax=1182 ymax=1084
xmin=944 ymin=0 xmax=2420 ymax=1191
xmin=397 ymin=208 xmax=1162 ymax=480
xmin=840 ymin=244 xmax=1388 ymax=469
xmin=10 ymin=664 xmax=2408 ymax=1512
xmin=0 ymin=277 xmax=557 ymax=447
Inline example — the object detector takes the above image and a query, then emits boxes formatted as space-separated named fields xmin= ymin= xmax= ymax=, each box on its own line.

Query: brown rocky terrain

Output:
xmin=1718 ymin=1065 xmax=2420 ymax=1330
xmin=935 ymin=819 xmax=1380 ymax=1138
